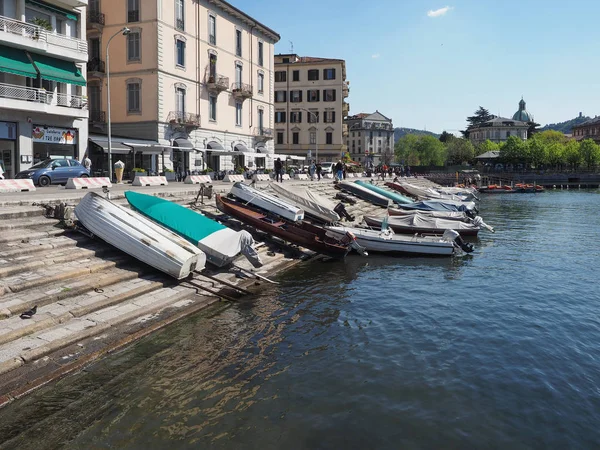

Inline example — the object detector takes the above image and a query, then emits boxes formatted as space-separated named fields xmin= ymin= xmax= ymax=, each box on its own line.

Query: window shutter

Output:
xmin=283 ymin=91 xmax=287 ymax=102
xmin=323 ymin=89 xmax=326 ymax=101
xmin=299 ymin=90 xmax=303 ymax=102
xmin=316 ymin=90 xmax=320 ymax=102
xmin=299 ymin=112 xmax=302 ymax=123
xmin=333 ymin=89 xmax=336 ymax=101
xmin=332 ymin=68 xmax=336 ymax=79
xmin=323 ymin=69 xmax=326 ymax=79
xmin=332 ymin=111 xmax=336 ymax=123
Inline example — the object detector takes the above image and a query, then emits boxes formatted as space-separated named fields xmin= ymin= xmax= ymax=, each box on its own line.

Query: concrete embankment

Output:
xmin=0 ymin=176 xmax=445 ymax=405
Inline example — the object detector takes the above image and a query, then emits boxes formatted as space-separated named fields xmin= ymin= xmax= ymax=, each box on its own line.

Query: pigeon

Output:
xmin=20 ymin=305 xmax=37 ymax=319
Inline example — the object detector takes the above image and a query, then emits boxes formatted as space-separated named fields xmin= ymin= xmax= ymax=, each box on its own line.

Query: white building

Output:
xmin=0 ymin=0 xmax=88 ymax=179
xmin=344 ymin=111 xmax=394 ymax=166
xmin=468 ymin=117 xmax=529 ymax=144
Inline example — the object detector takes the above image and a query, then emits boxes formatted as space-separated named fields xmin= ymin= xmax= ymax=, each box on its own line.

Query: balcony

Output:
xmin=342 ymin=124 xmax=349 ymax=137
xmin=87 ymin=11 xmax=105 ymax=31
xmin=89 ymin=110 xmax=106 ymax=123
xmin=56 ymin=0 xmax=88 ymax=7
xmin=343 ymin=84 xmax=349 ymax=98
xmin=0 ymin=15 xmax=88 ymax=62
xmin=0 ymin=82 xmax=88 ymax=118
xmin=176 ymin=18 xmax=185 ymax=31
xmin=231 ymin=82 xmax=253 ymax=100
xmin=342 ymin=102 xmax=349 ymax=118
xmin=254 ymin=127 xmax=273 ymax=140
xmin=206 ymin=74 xmax=229 ymax=93
xmin=87 ymin=58 xmax=105 ymax=76
xmin=167 ymin=111 xmax=200 ymax=127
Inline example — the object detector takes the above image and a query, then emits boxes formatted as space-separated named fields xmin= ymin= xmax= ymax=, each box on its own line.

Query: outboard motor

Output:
xmin=333 ymin=202 xmax=355 ymax=222
xmin=442 ymin=229 xmax=474 ymax=254
xmin=472 ymin=216 xmax=494 ymax=233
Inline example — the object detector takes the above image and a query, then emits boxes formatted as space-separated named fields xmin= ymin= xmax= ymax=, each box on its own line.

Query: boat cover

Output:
xmin=270 ymin=182 xmax=340 ymax=223
xmin=399 ymin=181 xmax=468 ymax=201
xmin=355 ymin=180 xmax=413 ymax=204
xmin=399 ymin=200 xmax=476 ymax=213
xmin=388 ymin=208 xmax=469 ymax=221
xmin=365 ymin=214 xmax=480 ymax=232
xmin=231 ymin=182 xmax=304 ymax=222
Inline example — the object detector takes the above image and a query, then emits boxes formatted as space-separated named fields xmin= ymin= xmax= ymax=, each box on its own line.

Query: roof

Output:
xmin=347 ymin=111 xmax=392 ymax=122
xmin=213 ymin=0 xmax=280 ymax=42
xmin=275 ymin=54 xmax=345 ymax=65
xmin=573 ymin=117 xmax=600 ymax=128
xmin=475 ymin=151 xmax=500 ymax=159
xmin=471 ymin=117 xmax=529 ymax=129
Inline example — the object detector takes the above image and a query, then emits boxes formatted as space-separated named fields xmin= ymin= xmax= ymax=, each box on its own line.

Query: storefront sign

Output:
xmin=0 ymin=122 xmax=17 ymax=140
xmin=32 ymin=126 xmax=77 ymax=145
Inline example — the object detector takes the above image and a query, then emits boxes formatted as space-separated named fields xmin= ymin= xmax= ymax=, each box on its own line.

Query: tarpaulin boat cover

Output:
xmin=355 ymin=180 xmax=413 ymax=204
xmin=399 ymin=182 xmax=467 ymax=201
xmin=388 ymin=208 xmax=469 ymax=221
xmin=366 ymin=214 xmax=479 ymax=232
xmin=270 ymin=182 xmax=340 ymax=223
xmin=399 ymin=200 xmax=475 ymax=213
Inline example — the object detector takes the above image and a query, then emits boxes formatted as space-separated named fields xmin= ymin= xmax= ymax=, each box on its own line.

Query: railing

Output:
xmin=127 ymin=10 xmax=140 ymax=22
xmin=207 ymin=74 xmax=229 ymax=91
xmin=254 ymin=127 xmax=273 ymax=138
xmin=0 ymin=15 xmax=88 ymax=53
xmin=0 ymin=82 xmax=87 ymax=109
xmin=89 ymin=110 xmax=106 ymax=122
xmin=176 ymin=18 xmax=185 ymax=31
xmin=209 ymin=34 xmax=216 ymax=45
xmin=231 ymin=82 xmax=253 ymax=98
xmin=88 ymin=58 xmax=105 ymax=73
xmin=167 ymin=111 xmax=200 ymax=127
xmin=87 ymin=11 xmax=105 ymax=25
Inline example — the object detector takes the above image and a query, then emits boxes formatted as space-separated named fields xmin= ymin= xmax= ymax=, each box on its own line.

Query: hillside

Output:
xmin=539 ymin=115 xmax=591 ymax=134
xmin=394 ymin=127 xmax=440 ymax=141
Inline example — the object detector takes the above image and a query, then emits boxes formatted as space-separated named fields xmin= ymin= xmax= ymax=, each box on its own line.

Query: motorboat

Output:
xmin=74 ymin=192 xmax=205 ymax=279
xmin=386 ymin=181 xmax=470 ymax=201
xmin=337 ymin=181 xmax=391 ymax=207
xmin=354 ymin=180 xmax=414 ymax=204
xmin=397 ymin=199 xmax=478 ymax=214
xmin=230 ymin=182 xmax=304 ymax=222
xmin=478 ymin=185 xmax=516 ymax=194
xmin=388 ymin=208 xmax=472 ymax=222
xmin=363 ymin=214 xmax=481 ymax=237
xmin=125 ymin=191 xmax=262 ymax=268
xmin=270 ymin=182 xmax=340 ymax=223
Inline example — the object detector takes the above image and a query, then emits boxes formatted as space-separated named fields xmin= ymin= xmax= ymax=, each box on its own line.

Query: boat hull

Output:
xmin=363 ymin=215 xmax=479 ymax=237
xmin=355 ymin=180 xmax=414 ymax=204
xmin=231 ymin=182 xmax=304 ymax=221
xmin=388 ymin=208 xmax=470 ymax=222
xmin=338 ymin=181 xmax=391 ymax=207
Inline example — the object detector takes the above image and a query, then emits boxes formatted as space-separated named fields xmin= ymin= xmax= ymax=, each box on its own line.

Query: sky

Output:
xmin=234 ymin=0 xmax=600 ymax=134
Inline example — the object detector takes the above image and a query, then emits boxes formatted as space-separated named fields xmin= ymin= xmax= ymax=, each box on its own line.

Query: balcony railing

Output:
xmin=209 ymin=34 xmax=216 ymax=45
xmin=167 ymin=111 xmax=200 ymax=127
xmin=176 ymin=18 xmax=185 ymax=31
xmin=207 ymin=74 xmax=229 ymax=93
xmin=89 ymin=110 xmax=106 ymax=123
xmin=231 ymin=82 xmax=253 ymax=99
xmin=87 ymin=11 xmax=105 ymax=26
xmin=127 ymin=10 xmax=140 ymax=22
xmin=0 ymin=15 xmax=88 ymax=53
xmin=254 ymin=127 xmax=273 ymax=139
xmin=87 ymin=58 xmax=105 ymax=74
xmin=0 ymin=82 xmax=87 ymax=110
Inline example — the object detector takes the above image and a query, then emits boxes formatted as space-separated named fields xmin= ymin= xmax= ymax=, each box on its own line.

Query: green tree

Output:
xmin=474 ymin=139 xmax=499 ymax=157
xmin=546 ymin=142 xmax=565 ymax=170
xmin=439 ymin=131 xmax=455 ymax=143
xmin=446 ymin=138 xmax=475 ymax=165
xmin=395 ymin=134 xmax=419 ymax=164
xmin=499 ymin=136 xmax=528 ymax=165
xmin=535 ymin=129 xmax=568 ymax=146
xmin=563 ymin=140 xmax=581 ymax=170
xmin=462 ymin=107 xmax=494 ymax=138
xmin=395 ymin=134 xmax=446 ymax=166
xmin=578 ymin=139 xmax=600 ymax=169
xmin=527 ymin=136 xmax=548 ymax=168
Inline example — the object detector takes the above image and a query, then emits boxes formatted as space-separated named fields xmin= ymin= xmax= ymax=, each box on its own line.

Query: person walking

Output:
xmin=334 ymin=160 xmax=343 ymax=182
xmin=316 ymin=162 xmax=322 ymax=181
xmin=274 ymin=157 xmax=283 ymax=182
xmin=309 ymin=161 xmax=316 ymax=181
xmin=82 ymin=154 xmax=92 ymax=173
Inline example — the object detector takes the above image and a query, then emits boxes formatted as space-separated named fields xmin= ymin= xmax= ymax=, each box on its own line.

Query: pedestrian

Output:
xmin=343 ymin=163 xmax=347 ymax=180
xmin=316 ymin=161 xmax=322 ymax=181
xmin=334 ymin=160 xmax=343 ymax=182
xmin=82 ymin=154 xmax=92 ymax=173
xmin=309 ymin=160 xmax=316 ymax=181
xmin=274 ymin=157 xmax=283 ymax=182
xmin=0 ymin=161 xmax=4 ymax=180
xmin=381 ymin=164 xmax=388 ymax=180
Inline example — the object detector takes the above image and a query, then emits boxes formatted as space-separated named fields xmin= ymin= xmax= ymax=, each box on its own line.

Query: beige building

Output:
xmin=0 ymin=0 xmax=88 ymax=179
xmin=86 ymin=0 xmax=279 ymax=176
xmin=273 ymin=54 xmax=349 ymax=162
xmin=345 ymin=111 xmax=394 ymax=167
xmin=469 ymin=117 xmax=529 ymax=144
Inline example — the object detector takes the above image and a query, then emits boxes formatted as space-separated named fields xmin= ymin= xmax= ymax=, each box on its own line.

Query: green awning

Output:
xmin=0 ymin=46 xmax=38 ymax=78
xmin=29 ymin=53 xmax=86 ymax=86
xmin=25 ymin=0 xmax=78 ymax=21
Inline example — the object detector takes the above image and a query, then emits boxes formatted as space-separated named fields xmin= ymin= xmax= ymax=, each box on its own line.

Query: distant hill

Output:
xmin=539 ymin=115 xmax=592 ymax=134
xmin=394 ymin=127 xmax=440 ymax=141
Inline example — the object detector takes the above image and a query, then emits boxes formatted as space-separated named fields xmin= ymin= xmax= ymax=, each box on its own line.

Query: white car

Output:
xmin=320 ymin=162 xmax=335 ymax=174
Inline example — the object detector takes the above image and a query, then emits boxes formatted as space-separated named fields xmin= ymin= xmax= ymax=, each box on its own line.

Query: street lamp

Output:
xmin=106 ymin=27 xmax=130 ymax=180
xmin=300 ymin=108 xmax=318 ymax=162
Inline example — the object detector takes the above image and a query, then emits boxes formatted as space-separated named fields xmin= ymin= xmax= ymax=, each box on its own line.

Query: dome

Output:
xmin=512 ymin=98 xmax=533 ymax=122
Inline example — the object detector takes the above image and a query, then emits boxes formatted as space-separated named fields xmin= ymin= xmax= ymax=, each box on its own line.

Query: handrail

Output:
xmin=167 ymin=111 xmax=201 ymax=126
xmin=231 ymin=82 xmax=253 ymax=96
xmin=0 ymin=82 xmax=87 ymax=109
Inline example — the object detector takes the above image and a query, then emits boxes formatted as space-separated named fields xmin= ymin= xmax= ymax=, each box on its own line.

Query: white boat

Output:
xmin=270 ymin=182 xmax=340 ymax=223
xmin=75 ymin=192 xmax=205 ymax=279
xmin=325 ymin=225 xmax=468 ymax=256
xmin=388 ymin=208 xmax=471 ymax=222
xmin=399 ymin=181 xmax=469 ymax=201
xmin=230 ymin=182 xmax=304 ymax=222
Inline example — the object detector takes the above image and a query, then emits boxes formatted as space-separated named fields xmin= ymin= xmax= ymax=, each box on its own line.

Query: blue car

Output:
xmin=15 ymin=159 xmax=90 ymax=187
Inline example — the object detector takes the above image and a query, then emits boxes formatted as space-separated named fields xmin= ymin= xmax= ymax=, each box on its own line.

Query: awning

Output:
xmin=0 ymin=46 xmax=38 ymax=78
xmin=173 ymin=138 xmax=194 ymax=150
xmin=242 ymin=152 xmax=266 ymax=158
xmin=206 ymin=141 xmax=225 ymax=150
xmin=122 ymin=138 xmax=164 ymax=154
xmin=26 ymin=0 xmax=78 ymax=21
xmin=234 ymin=143 xmax=248 ymax=152
xmin=89 ymin=136 xmax=131 ymax=154
xmin=288 ymin=155 xmax=306 ymax=161
xmin=29 ymin=53 xmax=86 ymax=86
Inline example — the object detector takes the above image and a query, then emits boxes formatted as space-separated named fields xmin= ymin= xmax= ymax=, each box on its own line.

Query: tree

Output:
xmin=563 ymin=140 xmax=581 ymax=170
xmin=446 ymin=138 xmax=475 ymax=165
xmin=526 ymin=121 xmax=541 ymax=139
xmin=439 ymin=131 xmax=455 ymax=143
xmin=395 ymin=134 xmax=446 ymax=167
xmin=474 ymin=139 xmax=499 ymax=157
xmin=499 ymin=136 xmax=528 ymax=165
xmin=578 ymin=139 xmax=600 ymax=169
xmin=546 ymin=143 xmax=565 ymax=170
xmin=527 ymin=135 xmax=548 ymax=168
xmin=462 ymin=107 xmax=495 ymax=138
xmin=395 ymin=134 xmax=419 ymax=164
xmin=535 ymin=129 xmax=568 ymax=146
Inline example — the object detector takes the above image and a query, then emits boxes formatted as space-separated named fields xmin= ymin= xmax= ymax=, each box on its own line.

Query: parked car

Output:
xmin=320 ymin=162 xmax=335 ymax=174
xmin=15 ymin=158 xmax=90 ymax=186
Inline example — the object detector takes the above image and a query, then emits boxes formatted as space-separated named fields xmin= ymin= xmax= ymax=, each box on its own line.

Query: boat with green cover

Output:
xmin=125 ymin=191 xmax=262 ymax=268
xmin=354 ymin=180 xmax=413 ymax=204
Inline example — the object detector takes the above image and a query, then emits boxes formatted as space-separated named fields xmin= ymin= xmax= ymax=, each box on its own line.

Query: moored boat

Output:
xmin=388 ymin=208 xmax=472 ymax=222
xmin=354 ymin=180 xmax=414 ymax=204
xmin=478 ymin=184 xmax=515 ymax=194
xmin=514 ymin=183 xmax=545 ymax=193
xmin=363 ymin=214 xmax=481 ymax=236
xmin=230 ymin=182 xmax=304 ymax=222
xmin=75 ymin=192 xmax=205 ymax=279
xmin=397 ymin=199 xmax=478 ymax=214
xmin=270 ymin=182 xmax=340 ymax=223
xmin=386 ymin=181 xmax=468 ymax=201
xmin=337 ymin=181 xmax=392 ymax=207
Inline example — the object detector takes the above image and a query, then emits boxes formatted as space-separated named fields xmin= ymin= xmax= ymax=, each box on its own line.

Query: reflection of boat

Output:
xmin=337 ymin=181 xmax=391 ymax=207
xmin=216 ymin=194 xmax=363 ymax=258
xmin=364 ymin=214 xmax=481 ymax=236
xmin=75 ymin=192 xmax=205 ymax=279
xmin=478 ymin=185 xmax=515 ymax=194
xmin=230 ymin=182 xmax=304 ymax=222
xmin=354 ymin=180 xmax=413 ymax=204
xmin=270 ymin=182 xmax=340 ymax=223
xmin=125 ymin=191 xmax=262 ymax=268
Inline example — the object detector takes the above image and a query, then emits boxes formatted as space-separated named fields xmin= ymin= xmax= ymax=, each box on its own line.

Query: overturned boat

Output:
xmin=354 ymin=180 xmax=414 ymax=204
xmin=75 ymin=192 xmax=205 ymax=279
xmin=337 ymin=181 xmax=391 ymax=207
xmin=270 ymin=182 xmax=341 ymax=223
xmin=125 ymin=191 xmax=262 ymax=268
xmin=230 ymin=182 xmax=304 ymax=222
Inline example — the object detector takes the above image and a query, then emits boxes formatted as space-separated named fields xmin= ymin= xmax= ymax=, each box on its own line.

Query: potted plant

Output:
xmin=163 ymin=168 xmax=176 ymax=181
xmin=29 ymin=17 xmax=52 ymax=39
xmin=131 ymin=167 xmax=146 ymax=180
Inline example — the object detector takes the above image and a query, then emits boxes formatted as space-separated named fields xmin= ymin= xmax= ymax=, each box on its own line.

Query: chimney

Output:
xmin=579 ymin=112 xmax=582 ymax=118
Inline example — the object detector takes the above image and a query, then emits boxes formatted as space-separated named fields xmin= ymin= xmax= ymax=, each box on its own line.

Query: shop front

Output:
xmin=0 ymin=121 xmax=18 ymax=179
xmin=32 ymin=125 xmax=77 ymax=164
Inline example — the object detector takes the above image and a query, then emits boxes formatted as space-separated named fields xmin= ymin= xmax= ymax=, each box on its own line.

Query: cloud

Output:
xmin=427 ymin=6 xmax=452 ymax=17
xmin=371 ymin=54 xmax=380 ymax=59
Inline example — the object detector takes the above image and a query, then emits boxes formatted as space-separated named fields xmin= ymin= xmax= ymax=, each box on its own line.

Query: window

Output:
xmin=258 ymin=42 xmax=264 ymax=66
xmin=175 ymin=0 xmax=184 ymax=30
xmin=209 ymin=95 xmax=217 ymax=121
xmin=235 ymin=64 xmax=242 ymax=86
xmin=275 ymin=91 xmax=286 ymax=103
xmin=235 ymin=102 xmax=242 ymax=126
xmin=307 ymin=89 xmax=320 ymax=102
xmin=293 ymin=132 xmax=299 ymax=145
xmin=358 ymin=132 xmax=361 ymax=137
xmin=290 ymin=112 xmax=302 ymax=123
xmin=175 ymin=87 xmax=185 ymax=114
xmin=292 ymin=70 xmax=300 ymax=81
xmin=308 ymin=69 xmax=319 ymax=81
xmin=258 ymin=108 xmax=264 ymax=130
xmin=275 ymin=111 xmax=286 ymax=123
xmin=308 ymin=111 xmax=319 ymax=123
xmin=275 ymin=71 xmax=286 ymax=82
xmin=127 ymin=81 xmax=141 ymax=113
xmin=258 ymin=73 xmax=264 ymax=93
xmin=127 ymin=0 xmax=139 ymax=22
xmin=290 ymin=90 xmax=302 ymax=102
xmin=127 ymin=32 xmax=140 ymax=62
xmin=323 ymin=89 xmax=336 ymax=102
xmin=323 ymin=68 xmax=336 ymax=80
xmin=310 ymin=132 xmax=316 ymax=144
xmin=326 ymin=132 xmax=333 ymax=145
xmin=235 ymin=29 xmax=242 ymax=57
xmin=277 ymin=132 xmax=284 ymax=145
xmin=282 ymin=57 xmax=289 ymax=63
xmin=209 ymin=53 xmax=217 ymax=79
xmin=208 ymin=14 xmax=216 ymax=45
xmin=176 ymin=40 xmax=185 ymax=67
xmin=324 ymin=111 xmax=336 ymax=123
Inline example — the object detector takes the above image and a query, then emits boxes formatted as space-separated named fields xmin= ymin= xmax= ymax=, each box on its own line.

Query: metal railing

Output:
xmin=207 ymin=74 xmax=229 ymax=91
xmin=176 ymin=18 xmax=185 ymax=31
xmin=87 ymin=11 xmax=105 ymax=25
xmin=127 ymin=10 xmax=140 ymax=22
xmin=209 ymin=34 xmax=216 ymax=45
xmin=167 ymin=111 xmax=200 ymax=127
xmin=254 ymin=127 xmax=273 ymax=138
xmin=88 ymin=58 xmax=105 ymax=73
xmin=0 ymin=82 xmax=87 ymax=109
xmin=0 ymin=15 xmax=87 ymax=53
xmin=89 ymin=110 xmax=106 ymax=122
xmin=231 ymin=82 xmax=253 ymax=97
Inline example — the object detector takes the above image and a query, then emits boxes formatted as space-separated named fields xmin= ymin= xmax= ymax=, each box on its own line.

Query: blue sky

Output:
xmin=235 ymin=0 xmax=600 ymax=133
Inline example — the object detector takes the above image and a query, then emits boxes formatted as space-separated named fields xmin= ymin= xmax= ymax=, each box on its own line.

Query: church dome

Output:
xmin=512 ymin=98 xmax=533 ymax=122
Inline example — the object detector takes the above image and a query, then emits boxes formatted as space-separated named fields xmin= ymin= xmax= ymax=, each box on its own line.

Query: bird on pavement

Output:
xmin=20 ymin=305 xmax=37 ymax=319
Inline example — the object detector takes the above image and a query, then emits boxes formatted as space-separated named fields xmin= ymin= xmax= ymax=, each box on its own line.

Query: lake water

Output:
xmin=1 ymin=190 xmax=600 ymax=449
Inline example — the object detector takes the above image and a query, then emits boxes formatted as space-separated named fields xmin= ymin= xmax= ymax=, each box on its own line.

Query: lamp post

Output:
xmin=300 ymin=108 xmax=318 ymax=162
xmin=106 ymin=27 xmax=130 ymax=180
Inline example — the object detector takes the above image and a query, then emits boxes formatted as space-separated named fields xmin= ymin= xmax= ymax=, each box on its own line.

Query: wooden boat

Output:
xmin=216 ymin=195 xmax=365 ymax=258
xmin=354 ymin=180 xmax=413 ymax=204
xmin=514 ymin=183 xmax=545 ymax=193
xmin=75 ymin=192 xmax=205 ymax=279
xmin=363 ymin=214 xmax=480 ymax=236
xmin=270 ymin=182 xmax=340 ymax=223
xmin=337 ymin=181 xmax=391 ymax=207
xmin=125 ymin=191 xmax=262 ymax=268
xmin=478 ymin=184 xmax=515 ymax=194
xmin=230 ymin=181 xmax=304 ymax=222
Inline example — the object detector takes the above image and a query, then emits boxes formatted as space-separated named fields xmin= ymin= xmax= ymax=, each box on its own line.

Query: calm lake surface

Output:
xmin=1 ymin=190 xmax=600 ymax=449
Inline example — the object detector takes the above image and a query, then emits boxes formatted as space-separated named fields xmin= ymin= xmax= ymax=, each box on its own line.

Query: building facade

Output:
xmin=572 ymin=117 xmax=600 ymax=144
xmin=87 ymin=0 xmax=279 ymax=175
xmin=0 ymin=0 xmax=88 ymax=179
xmin=344 ymin=111 xmax=394 ymax=166
xmin=469 ymin=117 xmax=529 ymax=144
xmin=273 ymin=54 xmax=349 ymax=162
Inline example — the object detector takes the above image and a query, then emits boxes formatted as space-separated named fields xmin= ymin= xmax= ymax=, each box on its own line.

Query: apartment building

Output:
xmin=0 ymin=0 xmax=88 ymax=179
xmin=345 ymin=111 xmax=394 ymax=166
xmin=273 ymin=54 xmax=349 ymax=162
xmin=86 ymin=0 xmax=279 ymax=175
